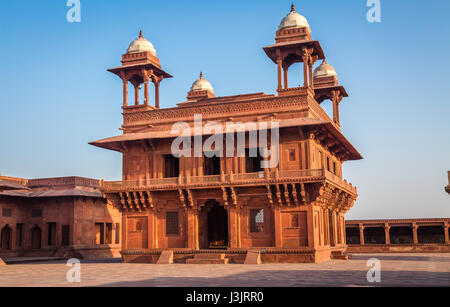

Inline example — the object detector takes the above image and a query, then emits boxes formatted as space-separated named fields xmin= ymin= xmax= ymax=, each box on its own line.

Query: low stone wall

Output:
xmin=121 ymin=248 xmax=336 ymax=264
xmin=0 ymin=245 xmax=121 ymax=260
xmin=347 ymin=244 xmax=450 ymax=253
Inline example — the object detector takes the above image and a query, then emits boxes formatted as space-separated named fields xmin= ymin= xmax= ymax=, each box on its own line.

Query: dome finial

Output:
xmin=127 ymin=30 xmax=157 ymax=55
xmin=313 ymin=60 xmax=337 ymax=79
xmin=190 ymin=72 xmax=214 ymax=94
xmin=278 ymin=3 xmax=309 ymax=30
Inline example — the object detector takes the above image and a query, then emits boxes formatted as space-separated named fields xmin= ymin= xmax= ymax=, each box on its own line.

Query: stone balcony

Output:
xmin=100 ymin=169 xmax=357 ymax=195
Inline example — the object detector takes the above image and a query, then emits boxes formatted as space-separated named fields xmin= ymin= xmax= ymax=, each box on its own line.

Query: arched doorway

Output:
xmin=1 ymin=225 xmax=12 ymax=250
xmin=207 ymin=201 xmax=228 ymax=249
xmin=31 ymin=225 xmax=41 ymax=249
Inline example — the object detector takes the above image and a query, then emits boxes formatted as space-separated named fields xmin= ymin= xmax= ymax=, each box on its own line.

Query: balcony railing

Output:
xmin=101 ymin=168 xmax=356 ymax=194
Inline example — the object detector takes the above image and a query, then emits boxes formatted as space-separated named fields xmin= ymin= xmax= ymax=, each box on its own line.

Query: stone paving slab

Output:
xmin=0 ymin=253 xmax=448 ymax=287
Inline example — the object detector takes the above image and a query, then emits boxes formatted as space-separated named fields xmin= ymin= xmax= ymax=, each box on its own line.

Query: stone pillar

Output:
xmin=335 ymin=100 xmax=340 ymax=124
xmin=308 ymin=59 xmax=314 ymax=88
xmin=228 ymin=206 xmax=235 ymax=248
xmin=283 ymin=66 xmax=288 ymax=89
xmin=359 ymin=224 xmax=365 ymax=245
xmin=228 ymin=206 xmax=239 ymax=248
xmin=134 ymin=84 xmax=139 ymax=105
xmin=277 ymin=59 xmax=283 ymax=91
xmin=236 ymin=206 xmax=241 ymax=248
xmin=302 ymin=57 xmax=308 ymax=88
xmin=332 ymin=98 xmax=338 ymax=123
xmin=187 ymin=209 xmax=199 ymax=250
xmin=122 ymin=79 xmax=128 ymax=107
xmin=412 ymin=223 xmax=418 ymax=244
xmin=153 ymin=212 xmax=159 ymax=248
xmin=144 ymin=80 xmax=149 ymax=106
xmin=384 ymin=224 xmax=390 ymax=245
xmin=274 ymin=206 xmax=282 ymax=247
xmin=330 ymin=211 xmax=337 ymax=246
xmin=155 ymin=81 xmax=160 ymax=108
xmin=331 ymin=90 xmax=341 ymax=126
xmin=444 ymin=222 xmax=449 ymax=244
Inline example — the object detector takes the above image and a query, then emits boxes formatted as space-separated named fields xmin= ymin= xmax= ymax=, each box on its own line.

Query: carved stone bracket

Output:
xmin=266 ymin=185 xmax=274 ymax=207
xmin=221 ymin=187 xmax=229 ymax=207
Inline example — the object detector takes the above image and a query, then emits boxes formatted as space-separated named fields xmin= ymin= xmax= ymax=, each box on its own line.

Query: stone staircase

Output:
xmin=331 ymin=250 xmax=351 ymax=260
xmin=186 ymin=253 xmax=229 ymax=264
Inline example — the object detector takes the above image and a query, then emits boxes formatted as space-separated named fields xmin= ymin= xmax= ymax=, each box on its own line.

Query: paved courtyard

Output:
xmin=0 ymin=253 xmax=448 ymax=287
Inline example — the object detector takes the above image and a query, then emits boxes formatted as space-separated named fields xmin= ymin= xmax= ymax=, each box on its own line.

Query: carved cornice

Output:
xmin=123 ymin=95 xmax=308 ymax=126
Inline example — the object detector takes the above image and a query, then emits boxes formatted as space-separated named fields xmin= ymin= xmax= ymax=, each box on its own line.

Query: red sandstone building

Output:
xmin=0 ymin=176 xmax=121 ymax=259
xmin=91 ymin=5 xmax=363 ymax=263
xmin=1 ymin=6 xmax=448 ymax=264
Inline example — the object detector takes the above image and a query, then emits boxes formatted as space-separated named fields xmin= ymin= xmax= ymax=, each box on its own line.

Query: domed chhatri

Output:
xmin=313 ymin=60 xmax=337 ymax=79
xmin=190 ymin=72 xmax=214 ymax=94
xmin=278 ymin=4 xmax=310 ymax=30
xmin=126 ymin=30 xmax=157 ymax=56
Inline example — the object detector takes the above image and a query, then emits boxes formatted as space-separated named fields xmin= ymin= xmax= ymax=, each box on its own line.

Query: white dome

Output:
xmin=313 ymin=60 xmax=338 ymax=78
xmin=126 ymin=30 xmax=157 ymax=56
xmin=190 ymin=72 xmax=214 ymax=93
xmin=278 ymin=4 xmax=310 ymax=30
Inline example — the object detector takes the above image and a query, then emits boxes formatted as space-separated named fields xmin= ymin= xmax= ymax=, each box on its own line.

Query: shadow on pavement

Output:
xmin=93 ymin=269 xmax=450 ymax=287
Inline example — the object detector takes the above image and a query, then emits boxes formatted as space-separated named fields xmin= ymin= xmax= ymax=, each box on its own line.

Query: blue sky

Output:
xmin=0 ymin=0 xmax=449 ymax=219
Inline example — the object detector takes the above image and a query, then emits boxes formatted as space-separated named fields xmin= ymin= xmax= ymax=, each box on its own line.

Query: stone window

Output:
xmin=289 ymin=149 xmax=296 ymax=161
xmin=250 ymin=209 xmax=265 ymax=233
xmin=105 ymin=223 xmax=113 ymax=244
xmin=2 ymin=208 xmax=12 ymax=217
xmin=31 ymin=209 xmax=42 ymax=218
xmin=166 ymin=211 xmax=179 ymax=235
xmin=95 ymin=223 xmax=105 ymax=244
xmin=135 ymin=220 xmax=143 ymax=232
xmin=291 ymin=213 xmax=299 ymax=228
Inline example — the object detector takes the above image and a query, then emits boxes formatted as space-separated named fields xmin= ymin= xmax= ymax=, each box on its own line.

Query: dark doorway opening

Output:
xmin=389 ymin=226 xmax=413 ymax=244
xmin=418 ymin=226 xmax=445 ymax=244
xmin=207 ymin=201 xmax=228 ymax=248
xmin=47 ymin=222 xmax=56 ymax=246
xmin=62 ymin=225 xmax=70 ymax=246
xmin=1 ymin=225 xmax=12 ymax=250
xmin=245 ymin=148 xmax=264 ymax=173
xmin=364 ymin=227 xmax=386 ymax=244
xmin=346 ymin=227 xmax=360 ymax=244
xmin=163 ymin=154 xmax=180 ymax=178
xmin=204 ymin=152 xmax=221 ymax=175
